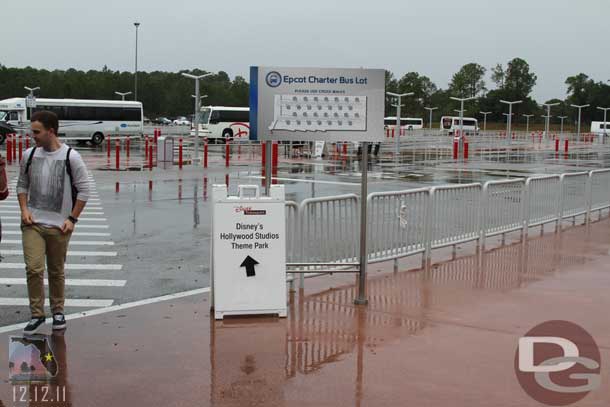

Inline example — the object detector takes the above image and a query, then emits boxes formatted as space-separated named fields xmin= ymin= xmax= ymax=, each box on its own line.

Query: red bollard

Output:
xmin=453 ymin=138 xmax=459 ymax=160
xmin=126 ymin=137 xmax=130 ymax=157
xmin=391 ymin=128 xmax=395 ymax=138
xmin=18 ymin=135 xmax=23 ymax=161
xmin=179 ymin=138 xmax=183 ymax=170
xmin=342 ymin=142 xmax=347 ymax=158
xmin=12 ymin=134 xmax=16 ymax=159
xmin=555 ymin=139 xmax=560 ymax=152
xmin=564 ymin=139 xmax=569 ymax=154
xmin=145 ymin=136 xmax=149 ymax=160
xmin=7 ymin=135 xmax=12 ymax=164
xmin=225 ymin=140 xmax=230 ymax=168
xmin=107 ymin=136 xmax=111 ymax=158
xmin=464 ymin=140 xmax=469 ymax=160
xmin=155 ymin=128 xmax=159 ymax=145
xmin=115 ymin=140 xmax=120 ymax=170
xmin=262 ymin=142 xmax=266 ymax=167
xmin=204 ymin=138 xmax=208 ymax=168
xmin=148 ymin=140 xmax=153 ymax=170
xmin=386 ymin=128 xmax=390 ymax=138
xmin=272 ymin=142 xmax=279 ymax=168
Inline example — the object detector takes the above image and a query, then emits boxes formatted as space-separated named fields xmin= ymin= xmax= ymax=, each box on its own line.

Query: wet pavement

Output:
xmin=1 ymin=140 xmax=610 ymax=327
xmin=0 ymin=212 xmax=609 ymax=405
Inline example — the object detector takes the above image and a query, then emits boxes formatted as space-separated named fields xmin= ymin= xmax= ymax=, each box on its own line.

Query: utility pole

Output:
xmin=480 ymin=111 xmax=492 ymax=132
xmin=500 ymin=100 xmax=522 ymax=144
xmin=571 ymin=104 xmax=590 ymax=142
xmin=115 ymin=91 xmax=132 ymax=101
xmin=542 ymin=102 xmax=560 ymax=140
xmin=182 ymin=72 xmax=214 ymax=165
xmin=424 ymin=106 xmax=438 ymax=130
xmin=134 ymin=22 xmax=141 ymax=101
xmin=386 ymin=92 xmax=413 ymax=158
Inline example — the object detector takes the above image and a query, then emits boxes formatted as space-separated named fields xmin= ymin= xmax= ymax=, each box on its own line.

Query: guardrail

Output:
xmin=285 ymin=169 xmax=610 ymax=288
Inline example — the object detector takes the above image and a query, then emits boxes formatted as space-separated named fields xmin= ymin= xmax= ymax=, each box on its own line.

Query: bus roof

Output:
xmin=0 ymin=97 xmax=142 ymax=109
xmin=384 ymin=117 xmax=423 ymax=120
xmin=441 ymin=116 xmax=477 ymax=120
xmin=201 ymin=106 xmax=249 ymax=111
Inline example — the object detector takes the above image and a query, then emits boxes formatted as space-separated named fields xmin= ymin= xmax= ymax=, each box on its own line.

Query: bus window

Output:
xmin=200 ymin=108 xmax=212 ymax=124
xmin=442 ymin=118 xmax=452 ymax=129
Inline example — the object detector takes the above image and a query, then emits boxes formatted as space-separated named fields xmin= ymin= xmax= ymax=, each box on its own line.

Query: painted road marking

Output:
xmin=0 ymin=249 xmax=117 ymax=257
xmin=0 ymin=278 xmax=126 ymax=287
xmin=0 ymin=298 xmax=114 ymax=307
xmin=0 ymin=263 xmax=122 ymax=271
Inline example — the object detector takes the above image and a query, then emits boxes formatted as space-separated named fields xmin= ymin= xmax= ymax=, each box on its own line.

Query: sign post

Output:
xmin=249 ymin=66 xmax=385 ymax=305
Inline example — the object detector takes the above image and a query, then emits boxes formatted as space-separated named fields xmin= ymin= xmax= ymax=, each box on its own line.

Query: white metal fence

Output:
xmin=286 ymin=169 xmax=610 ymax=284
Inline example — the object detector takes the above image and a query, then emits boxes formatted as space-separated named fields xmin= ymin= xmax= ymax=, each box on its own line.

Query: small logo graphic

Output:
xmin=120 ymin=123 xmax=127 ymax=128
xmin=9 ymin=335 xmax=58 ymax=383
xmin=515 ymin=321 xmax=601 ymax=406
xmin=265 ymin=71 xmax=282 ymax=88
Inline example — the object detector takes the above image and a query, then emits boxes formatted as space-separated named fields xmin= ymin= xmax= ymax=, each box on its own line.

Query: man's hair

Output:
xmin=31 ymin=110 xmax=59 ymax=135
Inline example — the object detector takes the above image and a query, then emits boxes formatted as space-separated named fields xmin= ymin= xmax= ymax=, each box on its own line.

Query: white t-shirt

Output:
xmin=17 ymin=144 xmax=90 ymax=229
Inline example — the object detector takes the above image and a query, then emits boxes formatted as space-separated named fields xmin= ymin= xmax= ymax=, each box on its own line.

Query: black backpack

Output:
xmin=25 ymin=147 xmax=78 ymax=210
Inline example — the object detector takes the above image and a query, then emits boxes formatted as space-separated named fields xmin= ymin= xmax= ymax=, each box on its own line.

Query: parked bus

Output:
xmin=197 ymin=106 xmax=250 ymax=143
xmin=384 ymin=117 xmax=424 ymax=130
xmin=0 ymin=97 xmax=143 ymax=145
xmin=590 ymin=121 xmax=610 ymax=135
xmin=440 ymin=116 xmax=479 ymax=135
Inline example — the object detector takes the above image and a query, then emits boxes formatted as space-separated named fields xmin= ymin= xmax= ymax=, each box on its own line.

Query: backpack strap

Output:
xmin=25 ymin=147 xmax=37 ymax=175
xmin=66 ymin=148 xmax=78 ymax=210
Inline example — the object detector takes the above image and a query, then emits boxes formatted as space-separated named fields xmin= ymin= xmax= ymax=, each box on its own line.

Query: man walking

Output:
xmin=17 ymin=111 xmax=90 ymax=334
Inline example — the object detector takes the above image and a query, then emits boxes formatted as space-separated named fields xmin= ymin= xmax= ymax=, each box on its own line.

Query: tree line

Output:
xmin=0 ymin=60 xmax=608 ymax=128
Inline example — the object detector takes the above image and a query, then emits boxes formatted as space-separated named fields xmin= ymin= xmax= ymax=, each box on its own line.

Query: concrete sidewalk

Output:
xmin=2 ymin=219 xmax=610 ymax=406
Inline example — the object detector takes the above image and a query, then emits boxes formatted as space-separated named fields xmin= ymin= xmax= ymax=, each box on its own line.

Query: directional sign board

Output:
xmin=211 ymin=184 xmax=287 ymax=320
xmin=249 ymin=66 xmax=385 ymax=142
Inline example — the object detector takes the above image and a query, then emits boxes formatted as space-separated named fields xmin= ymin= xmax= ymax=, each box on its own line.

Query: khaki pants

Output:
xmin=21 ymin=224 xmax=72 ymax=318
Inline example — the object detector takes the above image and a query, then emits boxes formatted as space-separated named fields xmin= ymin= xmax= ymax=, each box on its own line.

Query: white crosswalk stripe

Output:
xmin=0 ymin=175 xmax=124 ymax=310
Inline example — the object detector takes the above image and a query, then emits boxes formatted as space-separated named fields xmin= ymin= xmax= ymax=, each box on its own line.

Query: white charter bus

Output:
xmin=0 ymin=98 xmax=143 ymax=145
xmin=384 ymin=117 xmax=424 ymax=130
xmin=197 ymin=106 xmax=250 ymax=143
xmin=440 ymin=116 xmax=479 ymax=135
xmin=590 ymin=121 xmax=610 ymax=135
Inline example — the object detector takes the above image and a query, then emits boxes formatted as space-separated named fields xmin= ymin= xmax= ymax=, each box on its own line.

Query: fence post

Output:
xmin=586 ymin=171 xmax=593 ymax=225
xmin=423 ymin=188 xmax=434 ymax=267
xmin=558 ymin=174 xmax=565 ymax=233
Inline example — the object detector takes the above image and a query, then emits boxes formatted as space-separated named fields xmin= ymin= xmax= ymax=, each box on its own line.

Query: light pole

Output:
xmin=424 ymin=106 xmax=438 ymax=130
xmin=450 ymin=96 xmax=476 ymax=145
xmin=571 ymin=104 xmax=590 ymax=142
xmin=182 ymin=72 xmax=213 ymax=165
xmin=134 ymin=22 xmax=140 ymax=101
xmin=597 ymin=106 xmax=610 ymax=143
xmin=115 ymin=91 xmax=132 ymax=101
xmin=480 ymin=111 xmax=492 ymax=132
xmin=386 ymin=92 xmax=413 ymax=157
xmin=191 ymin=94 xmax=208 ymax=125
xmin=500 ymin=100 xmax=522 ymax=144
xmin=542 ymin=102 xmax=560 ymax=139
xmin=557 ymin=116 xmax=567 ymax=137
xmin=24 ymin=86 xmax=40 ymax=120
xmin=522 ymin=114 xmax=534 ymax=134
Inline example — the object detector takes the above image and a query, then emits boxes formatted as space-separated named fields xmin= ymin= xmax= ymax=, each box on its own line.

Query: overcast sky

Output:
xmin=2 ymin=0 xmax=607 ymax=102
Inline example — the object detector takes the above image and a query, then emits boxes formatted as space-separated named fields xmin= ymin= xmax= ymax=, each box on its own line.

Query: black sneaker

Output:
xmin=23 ymin=317 xmax=46 ymax=335
xmin=52 ymin=313 xmax=66 ymax=331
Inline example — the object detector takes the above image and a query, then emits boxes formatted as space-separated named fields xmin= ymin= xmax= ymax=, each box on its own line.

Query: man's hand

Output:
xmin=61 ymin=219 xmax=75 ymax=234
xmin=21 ymin=209 xmax=34 ymax=225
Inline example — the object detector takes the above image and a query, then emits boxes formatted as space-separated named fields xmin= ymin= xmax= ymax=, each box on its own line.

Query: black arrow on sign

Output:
xmin=240 ymin=256 xmax=259 ymax=277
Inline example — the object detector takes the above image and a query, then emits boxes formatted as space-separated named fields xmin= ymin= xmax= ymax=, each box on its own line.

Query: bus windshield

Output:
xmin=200 ymin=108 xmax=212 ymax=124
xmin=0 ymin=111 xmax=6 ymax=121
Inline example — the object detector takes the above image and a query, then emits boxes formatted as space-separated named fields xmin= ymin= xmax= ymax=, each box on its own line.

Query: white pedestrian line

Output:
xmin=0 ymin=278 xmax=126 ymax=287
xmin=2 ymin=223 xmax=108 ymax=229
xmin=0 ymin=211 xmax=105 ymax=215
xmin=2 ymin=231 xmax=111 ymax=237
xmin=1 ymin=239 xmax=115 ymax=246
xmin=0 ymin=298 xmax=114 ymax=307
xmin=0 ymin=287 xmax=210 ymax=333
xmin=0 ymin=249 xmax=117 ymax=257
xmin=0 ymin=216 xmax=108 ymax=222
xmin=0 ymin=263 xmax=122 ymax=271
